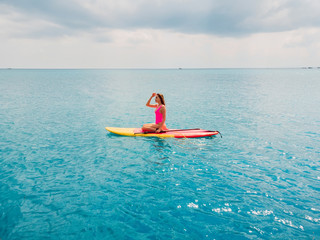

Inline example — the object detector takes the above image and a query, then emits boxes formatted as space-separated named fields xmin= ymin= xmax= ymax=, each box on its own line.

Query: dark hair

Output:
xmin=157 ymin=93 xmax=165 ymax=105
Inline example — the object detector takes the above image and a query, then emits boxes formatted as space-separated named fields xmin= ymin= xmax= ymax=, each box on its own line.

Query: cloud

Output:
xmin=1 ymin=0 xmax=320 ymax=68
xmin=2 ymin=27 xmax=319 ymax=69
xmin=2 ymin=0 xmax=320 ymax=39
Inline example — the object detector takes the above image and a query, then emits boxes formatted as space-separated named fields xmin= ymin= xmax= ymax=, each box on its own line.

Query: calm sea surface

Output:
xmin=1 ymin=69 xmax=320 ymax=239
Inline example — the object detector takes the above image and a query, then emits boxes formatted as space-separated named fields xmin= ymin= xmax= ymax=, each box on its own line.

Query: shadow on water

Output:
xmin=151 ymin=137 xmax=172 ymax=150
xmin=105 ymin=131 xmax=222 ymax=154
xmin=140 ymin=137 xmax=174 ymax=164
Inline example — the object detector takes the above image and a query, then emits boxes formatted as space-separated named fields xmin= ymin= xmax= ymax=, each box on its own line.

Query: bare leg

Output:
xmin=142 ymin=123 xmax=158 ymax=132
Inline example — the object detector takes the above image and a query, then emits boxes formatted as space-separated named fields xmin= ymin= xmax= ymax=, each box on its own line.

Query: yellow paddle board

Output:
xmin=106 ymin=127 xmax=220 ymax=138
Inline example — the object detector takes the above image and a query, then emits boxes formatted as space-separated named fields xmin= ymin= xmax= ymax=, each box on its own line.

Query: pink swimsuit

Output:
xmin=155 ymin=105 xmax=163 ymax=124
xmin=155 ymin=105 xmax=168 ymax=130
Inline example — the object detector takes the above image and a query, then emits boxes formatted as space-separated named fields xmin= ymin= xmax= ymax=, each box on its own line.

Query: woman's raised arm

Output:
xmin=146 ymin=93 xmax=158 ymax=108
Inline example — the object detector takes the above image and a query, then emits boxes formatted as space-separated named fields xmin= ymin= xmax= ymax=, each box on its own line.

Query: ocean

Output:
xmin=1 ymin=68 xmax=319 ymax=239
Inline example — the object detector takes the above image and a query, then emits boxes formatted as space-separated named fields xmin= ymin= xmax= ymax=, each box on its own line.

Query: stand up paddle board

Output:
xmin=106 ymin=127 xmax=221 ymax=138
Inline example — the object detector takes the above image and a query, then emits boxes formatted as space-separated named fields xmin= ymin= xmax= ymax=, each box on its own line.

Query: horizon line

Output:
xmin=1 ymin=67 xmax=319 ymax=70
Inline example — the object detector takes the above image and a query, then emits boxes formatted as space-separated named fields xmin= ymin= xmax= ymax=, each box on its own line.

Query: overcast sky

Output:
xmin=1 ymin=0 xmax=320 ymax=68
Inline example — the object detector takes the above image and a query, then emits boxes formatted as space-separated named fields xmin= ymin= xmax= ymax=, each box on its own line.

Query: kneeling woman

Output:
xmin=142 ymin=93 xmax=168 ymax=133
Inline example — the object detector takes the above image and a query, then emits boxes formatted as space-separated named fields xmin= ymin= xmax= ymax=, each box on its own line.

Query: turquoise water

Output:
xmin=1 ymin=69 xmax=320 ymax=239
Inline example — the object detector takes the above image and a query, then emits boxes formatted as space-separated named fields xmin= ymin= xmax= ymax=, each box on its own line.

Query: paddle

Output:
xmin=165 ymin=129 xmax=222 ymax=138
xmin=134 ymin=128 xmax=222 ymax=138
xmin=159 ymin=128 xmax=202 ymax=133
xmin=135 ymin=128 xmax=201 ymax=134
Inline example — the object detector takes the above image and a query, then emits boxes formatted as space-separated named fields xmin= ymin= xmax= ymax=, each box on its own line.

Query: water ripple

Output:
xmin=1 ymin=69 xmax=320 ymax=239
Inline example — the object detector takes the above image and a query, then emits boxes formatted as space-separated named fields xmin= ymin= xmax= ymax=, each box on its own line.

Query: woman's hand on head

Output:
xmin=152 ymin=93 xmax=157 ymax=97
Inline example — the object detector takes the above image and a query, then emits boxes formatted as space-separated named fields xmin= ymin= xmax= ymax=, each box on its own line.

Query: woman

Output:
xmin=142 ymin=93 xmax=168 ymax=133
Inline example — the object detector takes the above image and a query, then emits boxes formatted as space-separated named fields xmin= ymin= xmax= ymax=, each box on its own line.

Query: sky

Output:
xmin=1 ymin=0 xmax=320 ymax=68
